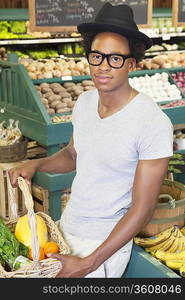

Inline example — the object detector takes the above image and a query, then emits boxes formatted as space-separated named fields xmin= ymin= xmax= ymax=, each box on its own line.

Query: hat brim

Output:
xmin=77 ymin=23 xmax=153 ymax=50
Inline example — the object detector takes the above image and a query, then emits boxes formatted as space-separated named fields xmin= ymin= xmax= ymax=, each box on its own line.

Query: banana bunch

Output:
xmin=134 ymin=226 xmax=182 ymax=251
xmin=134 ymin=225 xmax=185 ymax=277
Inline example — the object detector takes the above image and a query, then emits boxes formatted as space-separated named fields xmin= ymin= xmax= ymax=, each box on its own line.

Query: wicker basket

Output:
xmin=139 ymin=179 xmax=185 ymax=237
xmin=0 ymin=137 xmax=28 ymax=163
xmin=0 ymin=176 xmax=70 ymax=278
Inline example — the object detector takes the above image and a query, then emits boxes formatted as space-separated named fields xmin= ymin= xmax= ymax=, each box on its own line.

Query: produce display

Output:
xmin=134 ymin=225 xmax=185 ymax=277
xmin=170 ymin=72 xmax=185 ymax=95
xmin=35 ymin=79 xmax=95 ymax=115
xmin=146 ymin=43 xmax=179 ymax=53
xmin=151 ymin=17 xmax=183 ymax=34
xmin=160 ymin=99 xmax=185 ymax=108
xmin=20 ymin=57 xmax=90 ymax=79
xmin=129 ymin=72 xmax=182 ymax=102
xmin=137 ymin=52 xmax=185 ymax=70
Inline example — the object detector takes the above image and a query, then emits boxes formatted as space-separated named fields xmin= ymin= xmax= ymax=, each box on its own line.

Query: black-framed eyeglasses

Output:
xmin=87 ymin=51 xmax=132 ymax=69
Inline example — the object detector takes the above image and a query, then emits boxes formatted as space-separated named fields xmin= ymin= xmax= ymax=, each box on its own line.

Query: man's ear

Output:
xmin=128 ymin=58 xmax=137 ymax=72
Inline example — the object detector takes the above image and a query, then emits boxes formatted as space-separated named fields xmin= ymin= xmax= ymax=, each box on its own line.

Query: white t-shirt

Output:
xmin=60 ymin=89 xmax=173 ymax=240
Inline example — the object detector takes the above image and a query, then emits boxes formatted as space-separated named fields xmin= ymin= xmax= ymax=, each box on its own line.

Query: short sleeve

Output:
xmin=138 ymin=113 xmax=173 ymax=160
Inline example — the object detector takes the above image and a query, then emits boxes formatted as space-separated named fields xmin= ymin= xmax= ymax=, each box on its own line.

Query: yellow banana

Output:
xmin=157 ymin=235 xmax=176 ymax=252
xmin=165 ymin=260 xmax=185 ymax=270
xmin=174 ymin=226 xmax=183 ymax=238
xmin=179 ymin=264 xmax=185 ymax=277
xmin=175 ymin=236 xmax=184 ymax=253
xmin=145 ymin=236 xmax=174 ymax=253
xmin=155 ymin=250 xmax=185 ymax=261
xmin=165 ymin=237 xmax=179 ymax=253
xmin=134 ymin=226 xmax=175 ymax=248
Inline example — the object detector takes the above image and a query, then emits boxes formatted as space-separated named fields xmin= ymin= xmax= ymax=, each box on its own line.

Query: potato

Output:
xmin=63 ymin=82 xmax=76 ymax=88
xmin=41 ymin=87 xmax=51 ymax=94
xmin=48 ymin=95 xmax=61 ymax=103
xmin=61 ymin=97 xmax=72 ymax=103
xmin=53 ymin=87 xmax=66 ymax=94
xmin=40 ymin=82 xmax=50 ymax=89
xmin=81 ymin=80 xmax=94 ymax=87
xmin=59 ymin=91 xmax=71 ymax=98
xmin=74 ymin=89 xmax=84 ymax=96
xmin=47 ymin=108 xmax=55 ymax=114
xmin=41 ymin=98 xmax=49 ymax=105
xmin=84 ymin=86 xmax=95 ymax=91
xmin=50 ymin=100 xmax=61 ymax=108
xmin=67 ymin=101 xmax=76 ymax=108
xmin=57 ymin=102 xmax=68 ymax=109
xmin=56 ymin=108 xmax=69 ymax=114
xmin=44 ymin=91 xmax=54 ymax=99
xmin=55 ymin=103 xmax=67 ymax=110
xmin=50 ymin=83 xmax=63 ymax=90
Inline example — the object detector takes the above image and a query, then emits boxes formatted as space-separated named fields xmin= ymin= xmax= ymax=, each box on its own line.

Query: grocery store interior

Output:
xmin=0 ymin=0 xmax=185 ymax=279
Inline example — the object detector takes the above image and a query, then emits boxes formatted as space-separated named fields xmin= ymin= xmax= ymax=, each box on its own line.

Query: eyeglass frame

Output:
xmin=87 ymin=50 xmax=132 ymax=69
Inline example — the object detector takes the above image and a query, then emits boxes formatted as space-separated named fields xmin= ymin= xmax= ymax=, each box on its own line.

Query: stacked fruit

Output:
xmin=134 ymin=226 xmax=185 ymax=277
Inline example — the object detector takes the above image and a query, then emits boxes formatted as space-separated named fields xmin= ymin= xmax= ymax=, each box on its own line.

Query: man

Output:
xmin=9 ymin=3 xmax=173 ymax=278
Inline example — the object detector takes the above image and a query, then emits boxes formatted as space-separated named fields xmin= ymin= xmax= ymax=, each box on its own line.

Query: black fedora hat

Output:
xmin=77 ymin=2 xmax=152 ymax=50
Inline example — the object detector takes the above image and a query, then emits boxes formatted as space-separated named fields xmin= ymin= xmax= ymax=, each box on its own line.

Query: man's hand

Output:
xmin=47 ymin=253 xmax=93 ymax=278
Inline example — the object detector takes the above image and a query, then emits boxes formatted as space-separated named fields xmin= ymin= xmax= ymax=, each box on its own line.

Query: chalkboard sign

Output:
xmin=29 ymin=0 xmax=153 ymax=33
xmin=172 ymin=0 xmax=185 ymax=27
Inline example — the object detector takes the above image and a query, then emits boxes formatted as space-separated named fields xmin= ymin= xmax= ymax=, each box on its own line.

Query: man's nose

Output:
xmin=99 ymin=57 xmax=111 ymax=70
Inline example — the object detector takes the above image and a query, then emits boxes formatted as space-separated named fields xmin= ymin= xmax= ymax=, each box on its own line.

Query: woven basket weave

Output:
xmin=0 ymin=176 xmax=70 ymax=278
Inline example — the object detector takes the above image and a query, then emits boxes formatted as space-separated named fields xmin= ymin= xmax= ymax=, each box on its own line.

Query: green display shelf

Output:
xmin=0 ymin=9 xmax=28 ymax=21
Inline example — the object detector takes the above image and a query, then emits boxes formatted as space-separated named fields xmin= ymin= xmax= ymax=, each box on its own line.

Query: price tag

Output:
xmin=61 ymin=76 xmax=73 ymax=81
xmin=162 ymin=34 xmax=170 ymax=40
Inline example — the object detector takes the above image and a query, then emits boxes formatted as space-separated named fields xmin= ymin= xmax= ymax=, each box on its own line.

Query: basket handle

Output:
xmin=6 ymin=171 xmax=18 ymax=220
xmin=158 ymin=193 xmax=176 ymax=208
xmin=16 ymin=176 xmax=40 ymax=263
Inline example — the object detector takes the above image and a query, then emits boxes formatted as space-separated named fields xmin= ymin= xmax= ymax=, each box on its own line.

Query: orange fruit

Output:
xmin=43 ymin=241 xmax=59 ymax=255
xmin=29 ymin=247 xmax=45 ymax=260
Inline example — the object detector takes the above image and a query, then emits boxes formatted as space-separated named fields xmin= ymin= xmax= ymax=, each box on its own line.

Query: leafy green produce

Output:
xmin=0 ymin=217 xmax=29 ymax=271
xmin=10 ymin=21 xmax=26 ymax=34
xmin=28 ymin=49 xmax=59 ymax=59
xmin=0 ymin=21 xmax=10 ymax=32
xmin=0 ymin=32 xmax=18 ymax=39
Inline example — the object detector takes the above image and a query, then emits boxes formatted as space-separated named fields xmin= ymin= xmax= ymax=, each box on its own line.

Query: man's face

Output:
xmin=89 ymin=32 xmax=135 ymax=94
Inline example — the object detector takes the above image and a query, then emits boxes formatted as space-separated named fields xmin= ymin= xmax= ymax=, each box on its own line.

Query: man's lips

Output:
xmin=94 ymin=74 xmax=112 ymax=84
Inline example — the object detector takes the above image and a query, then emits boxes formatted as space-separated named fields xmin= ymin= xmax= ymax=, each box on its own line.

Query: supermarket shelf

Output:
xmin=145 ymin=49 xmax=185 ymax=57
xmin=0 ymin=37 xmax=83 ymax=46
xmin=148 ymin=32 xmax=185 ymax=39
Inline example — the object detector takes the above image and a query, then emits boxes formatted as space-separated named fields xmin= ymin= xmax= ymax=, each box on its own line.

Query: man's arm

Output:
xmin=9 ymin=136 xmax=77 ymax=187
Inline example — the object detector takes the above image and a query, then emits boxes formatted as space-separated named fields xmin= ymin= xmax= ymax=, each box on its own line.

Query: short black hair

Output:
xmin=81 ymin=32 xmax=146 ymax=63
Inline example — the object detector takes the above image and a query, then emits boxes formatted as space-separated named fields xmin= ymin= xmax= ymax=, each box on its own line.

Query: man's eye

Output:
xmin=111 ymin=56 xmax=121 ymax=62
xmin=94 ymin=54 xmax=101 ymax=60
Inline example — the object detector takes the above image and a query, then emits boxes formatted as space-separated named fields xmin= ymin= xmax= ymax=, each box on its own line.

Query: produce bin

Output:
xmin=0 ymin=58 xmax=76 ymax=220
xmin=123 ymin=244 xmax=181 ymax=278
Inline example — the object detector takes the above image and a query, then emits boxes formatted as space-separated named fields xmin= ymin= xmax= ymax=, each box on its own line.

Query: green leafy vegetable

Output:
xmin=0 ymin=218 xmax=29 ymax=270
xmin=10 ymin=21 xmax=26 ymax=34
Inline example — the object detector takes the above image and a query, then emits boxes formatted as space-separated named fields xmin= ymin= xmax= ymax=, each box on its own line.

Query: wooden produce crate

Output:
xmin=33 ymin=185 xmax=71 ymax=215
xmin=0 ymin=160 xmax=28 ymax=220
xmin=32 ymin=184 xmax=49 ymax=214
